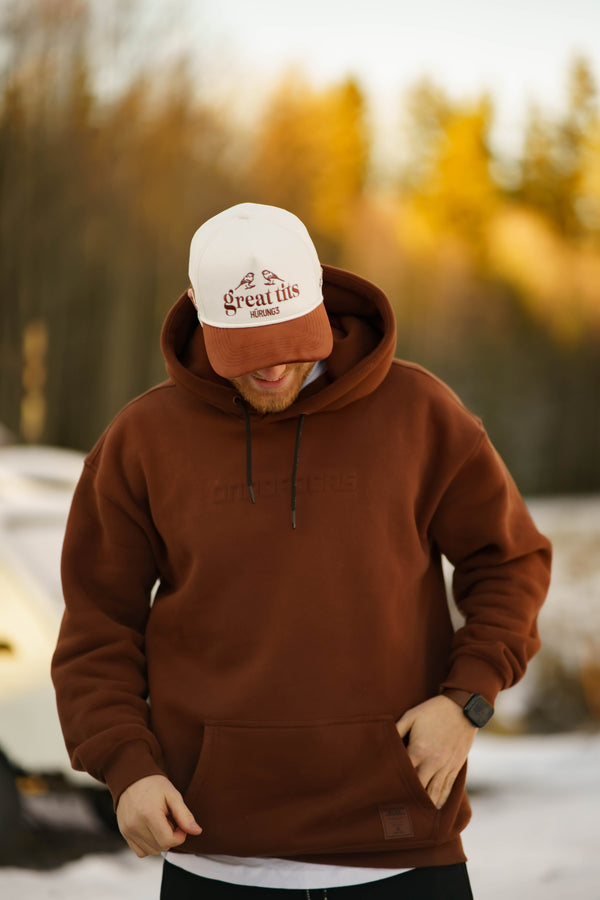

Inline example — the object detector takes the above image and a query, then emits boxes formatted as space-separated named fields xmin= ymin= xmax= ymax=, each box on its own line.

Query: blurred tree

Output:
xmin=400 ymin=78 xmax=451 ymax=189
xmin=400 ymin=79 xmax=499 ymax=253
xmin=248 ymin=73 xmax=370 ymax=261
xmin=574 ymin=108 xmax=600 ymax=243
xmin=0 ymin=0 xmax=244 ymax=451
xmin=0 ymin=0 xmax=95 ymax=445
xmin=520 ymin=56 xmax=599 ymax=239
xmin=389 ymin=69 xmax=600 ymax=495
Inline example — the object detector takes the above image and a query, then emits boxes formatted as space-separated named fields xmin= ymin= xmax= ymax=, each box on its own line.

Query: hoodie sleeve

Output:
xmin=430 ymin=431 xmax=552 ymax=706
xmin=51 ymin=428 xmax=167 ymax=806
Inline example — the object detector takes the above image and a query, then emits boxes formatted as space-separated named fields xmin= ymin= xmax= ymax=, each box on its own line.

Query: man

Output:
xmin=52 ymin=203 xmax=551 ymax=899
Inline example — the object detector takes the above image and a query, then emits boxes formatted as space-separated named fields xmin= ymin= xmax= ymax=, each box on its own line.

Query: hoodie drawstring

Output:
xmin=234 ymin=398 xmax=305 ymax=528
xmin=235 ymin=397 xmax=256 ymax=504
xmin=291 ymin=414 xmax=305 ymax=530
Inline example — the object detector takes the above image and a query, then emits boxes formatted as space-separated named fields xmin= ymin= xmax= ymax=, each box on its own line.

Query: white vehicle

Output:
xmin=0 ymin=444 xmax=113 ymax=837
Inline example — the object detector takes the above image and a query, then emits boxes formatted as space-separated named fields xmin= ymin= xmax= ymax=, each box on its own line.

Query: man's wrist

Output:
xmin=441 ymin=688 xmax=494 ymax=728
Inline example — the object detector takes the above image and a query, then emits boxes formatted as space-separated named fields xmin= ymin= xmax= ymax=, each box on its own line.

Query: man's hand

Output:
xmin=395 ymin=695 xmax=477 ymax=809
xmin=116 ymin=774 xmax=202 ymax=858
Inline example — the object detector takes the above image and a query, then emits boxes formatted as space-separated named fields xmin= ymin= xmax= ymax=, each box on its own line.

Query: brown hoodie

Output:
xmin=52 ymin=265 xmax=551 ymax=869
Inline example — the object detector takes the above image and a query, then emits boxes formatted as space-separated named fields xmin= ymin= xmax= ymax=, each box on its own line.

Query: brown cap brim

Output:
xmin=203 ymin=303 xmax=333 ymax=378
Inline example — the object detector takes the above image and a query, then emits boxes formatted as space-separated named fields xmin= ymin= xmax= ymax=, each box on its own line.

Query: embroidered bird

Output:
xmin=262 ymin=269 xmax=284 ymax=285
xmin=235 ymin=272 xmax=255 ymax=290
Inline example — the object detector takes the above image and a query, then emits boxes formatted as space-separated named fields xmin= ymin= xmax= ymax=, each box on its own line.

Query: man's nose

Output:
xmin=254 ymin=365 xmax=287 ymax=381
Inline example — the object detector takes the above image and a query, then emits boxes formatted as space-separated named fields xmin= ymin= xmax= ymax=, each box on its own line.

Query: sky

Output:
xmin=91 ymin=0 xmax=600 ymax=164
xmin=190 ymin=0 xmax=600 ymax=153
xmin=201 ymin=0 xmax=599 ymax=97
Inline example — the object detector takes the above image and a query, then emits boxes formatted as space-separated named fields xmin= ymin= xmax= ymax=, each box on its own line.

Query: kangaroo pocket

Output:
xmin=182 ymin=715 xmax=467 ymax=857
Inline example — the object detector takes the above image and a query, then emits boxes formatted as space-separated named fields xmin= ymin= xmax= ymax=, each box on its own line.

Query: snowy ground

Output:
xmin=464 ymin=731 xmax=600 ymax=899
xmin=1 ymin=730 xmax=599 ymax=899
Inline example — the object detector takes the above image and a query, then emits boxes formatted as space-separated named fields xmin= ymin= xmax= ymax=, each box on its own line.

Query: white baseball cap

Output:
xmin=188 ymin=203 xmax=333 ymax=378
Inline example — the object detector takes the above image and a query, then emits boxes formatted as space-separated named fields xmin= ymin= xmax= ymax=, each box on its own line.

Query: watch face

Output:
xmin=465 ymin=694 xmax=494 ymax=727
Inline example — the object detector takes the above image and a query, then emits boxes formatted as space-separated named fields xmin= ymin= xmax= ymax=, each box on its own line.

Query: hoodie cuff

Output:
xmin=439 ymin=656 xmax=506 ymax=707
xmin=102 ymin=739 xmax=167 ymax=808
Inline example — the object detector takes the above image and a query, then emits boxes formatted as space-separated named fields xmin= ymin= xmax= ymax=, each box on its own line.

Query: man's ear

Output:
xmin=187 ymin=287 xmax=197 ymax=308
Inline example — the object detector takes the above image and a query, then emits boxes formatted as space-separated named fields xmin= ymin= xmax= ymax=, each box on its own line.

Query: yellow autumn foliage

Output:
xmin=249 ymin=72 xmax=369 ymax=248
xmin=413 ymin=102 xmax=499 ymax=242
xmin=487 ymin=207 xmax=600 ymax=341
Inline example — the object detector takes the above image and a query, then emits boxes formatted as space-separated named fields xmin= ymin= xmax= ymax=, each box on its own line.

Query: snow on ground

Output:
xmin=464 ymin=731 xmax=600 ymax=900
xmin=0 ymin=852 xmax=162 ymax=900
xmin=526 ymin=496 xmax=600 ymax=668
xmin=1 ymin=730 xmax=599 ymax=899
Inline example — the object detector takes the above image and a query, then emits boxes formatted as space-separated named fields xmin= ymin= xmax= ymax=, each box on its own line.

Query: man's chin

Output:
xmin=230 ymin=363 xmax=314 ymax=413
xmin=233 ymin=382 xmax=302 ymax=413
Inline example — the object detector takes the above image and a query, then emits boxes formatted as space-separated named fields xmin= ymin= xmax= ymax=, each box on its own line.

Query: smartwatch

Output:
xmin=442 ymin=688 xmax=494 ymax=728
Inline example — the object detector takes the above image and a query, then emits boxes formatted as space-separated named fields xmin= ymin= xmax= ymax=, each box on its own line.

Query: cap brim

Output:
xmin=203 ymin=303 xmax=333 ymax=379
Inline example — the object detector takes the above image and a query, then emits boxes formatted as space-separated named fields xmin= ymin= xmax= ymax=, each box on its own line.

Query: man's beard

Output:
xmin=230 ymin=362 xmax=315 ymax=413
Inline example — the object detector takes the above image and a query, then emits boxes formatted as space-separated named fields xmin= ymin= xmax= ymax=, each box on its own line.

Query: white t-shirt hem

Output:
xmin=163 ymin=853 xmax=413 ymax=889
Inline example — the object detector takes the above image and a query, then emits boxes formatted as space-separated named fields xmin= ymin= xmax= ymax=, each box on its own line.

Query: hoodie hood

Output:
xmin=161 ymin=265 xmax=397 ymax=418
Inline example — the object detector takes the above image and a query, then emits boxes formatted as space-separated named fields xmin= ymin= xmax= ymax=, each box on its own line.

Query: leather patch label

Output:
xmin=378 ymin=805 xmax=414 ymax=839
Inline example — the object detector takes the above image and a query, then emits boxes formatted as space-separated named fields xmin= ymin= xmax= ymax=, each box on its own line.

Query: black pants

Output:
xmin=160 ymin=860 xmax=474 ymax=899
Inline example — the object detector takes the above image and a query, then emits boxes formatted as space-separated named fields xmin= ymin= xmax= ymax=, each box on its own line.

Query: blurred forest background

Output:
xmin=1 ymin=0 xmax=599 ymax=496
